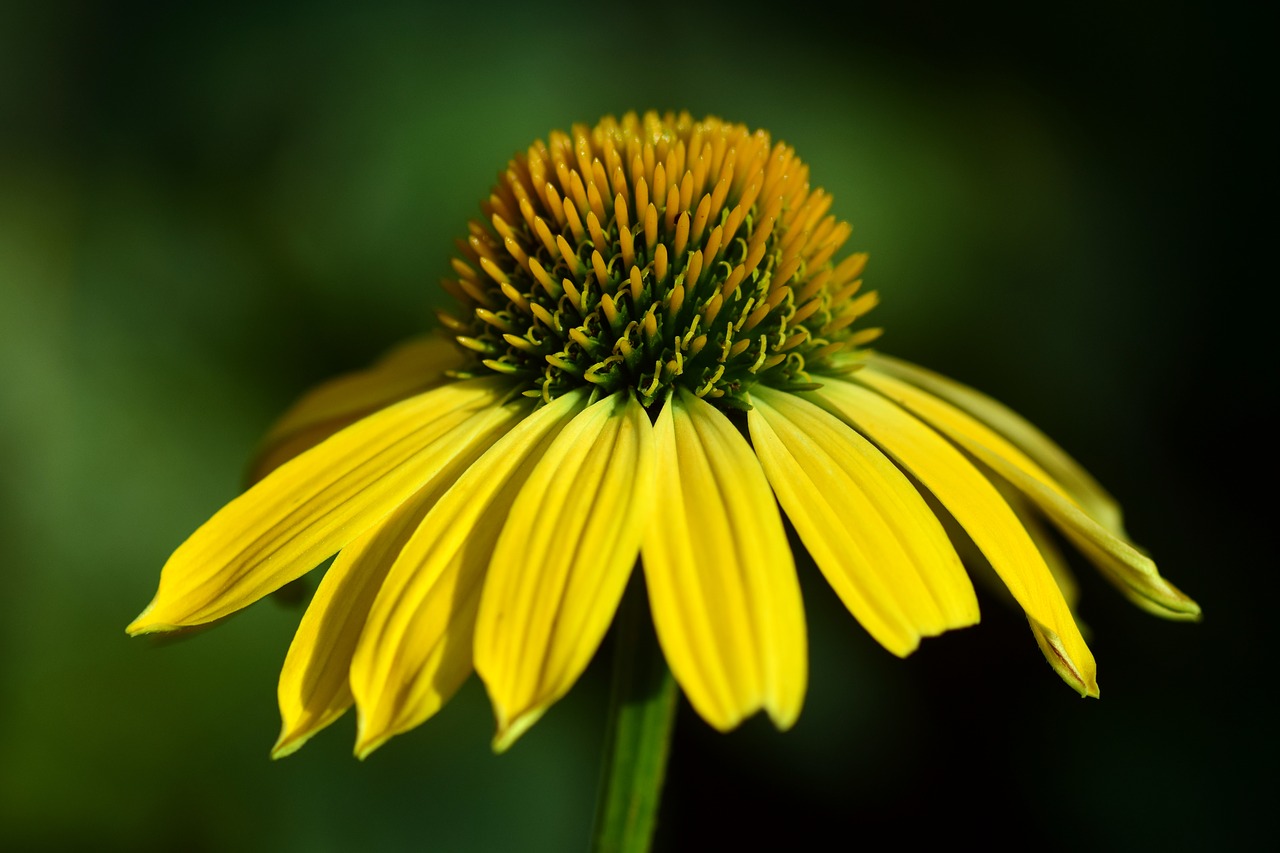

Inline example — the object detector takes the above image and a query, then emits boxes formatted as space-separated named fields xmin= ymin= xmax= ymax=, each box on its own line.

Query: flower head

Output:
xmin=127 ymin=111 xmax=1199 ymax=758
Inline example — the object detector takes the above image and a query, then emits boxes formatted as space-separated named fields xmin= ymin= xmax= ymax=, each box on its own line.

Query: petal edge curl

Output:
xmin=855 ymin=368 xmax=1199 ymax=621
xmin=809 ymin=378 xmax=1098 ymax=696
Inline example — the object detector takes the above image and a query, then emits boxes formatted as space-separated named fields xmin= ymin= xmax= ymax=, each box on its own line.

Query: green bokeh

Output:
xmin=1 ymin=1 xmax=1268 ymax=850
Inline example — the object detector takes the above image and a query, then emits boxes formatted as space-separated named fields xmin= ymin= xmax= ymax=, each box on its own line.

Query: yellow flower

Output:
xmin=127 ymin=111 xmax=1199 ymax=759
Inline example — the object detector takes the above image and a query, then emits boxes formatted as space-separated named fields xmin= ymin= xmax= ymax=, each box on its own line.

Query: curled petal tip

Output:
xmin=1069 ymin=673 xmax=1101 ymax=700
xmin=270 ymin=742 xmax=299 ymax=761
xmin=353 ymin=738 xmax=384 ymax=762
xmin=767 ymin=705 xmax=802 ymax=733
xmin=270 ymin=726 xmax=311 ymax=760
xmin=1030 ymin=618 xmax=1099 ymax=698
xmin=126 ymin=610 xmax=175 ymax=637
xmin=1152 ymin=581 xmax=1202 ymax=622
xmin=125 ymin=600 xmax=158 ymax=635
xmin=353 ymin=715 xmax=392 ymax=761
xmin=490 ymin=707 xmax=547 ymax=755
xmin=126 ymin=598 xmax=218 ymax=638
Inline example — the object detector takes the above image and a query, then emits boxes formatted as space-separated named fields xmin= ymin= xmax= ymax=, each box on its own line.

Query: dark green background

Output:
xmin=1 ymin=1 xmax=1269 ymax=850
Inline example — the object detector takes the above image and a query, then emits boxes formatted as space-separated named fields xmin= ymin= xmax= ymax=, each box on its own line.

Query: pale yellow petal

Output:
xmin=855 ymin=368 xmax=1199 ymax=620
xmin=273 ymin=408 xmax=514 ymax=758
xmin=249 ymin=335 xmax=463 ymax=483
xmin=475 ymin=392 xmax=656 ymax=752
xmin=1070 ymin=531 xmax=1199 ymax=620
xmin=747 ymin=386 xmax=978 ymax=658
xmin=641 ymin=387 xmax=806 ymax=732
xmin=350 ymin=389 xmax=587 ymax=758
xmin=127 ymin=377 xmax=517 ymax=633
xmin=810 ymin=378 xmax=1097 ymax=696
xmin=866 ymin=352 xmax=1125 ymax=535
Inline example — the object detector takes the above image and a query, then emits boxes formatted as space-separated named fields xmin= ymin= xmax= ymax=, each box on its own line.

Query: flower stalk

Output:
xmin=590 ymin=577 xmax=678 ymax=853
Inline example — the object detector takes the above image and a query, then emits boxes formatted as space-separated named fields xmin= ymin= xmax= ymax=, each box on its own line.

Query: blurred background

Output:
xmin=0 ymin=0 xmax=1270 ymax=850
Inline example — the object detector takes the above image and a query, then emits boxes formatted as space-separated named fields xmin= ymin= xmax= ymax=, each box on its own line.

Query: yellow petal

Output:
xmin=641 ymin=387 xmax=806 ymax=732
xmin=928 ymin=482 xmax=1083 ymax=616
xmin=127 ymin=377 xmax=517 ymax=634
xmin=475 ymin=392 xmax=656 ymax=752
xmin=1006 ymin=492 xmax=1096 ymax=694
xmin=249 ymin=335 xmax=463 ymax=483
xmin=810 ymin=378 xmax=1097 ymax=696
xmin=1028 ymin=614 xmax=1099 ymax=698
xmin=349 ymin=390 xmax=587 ymax=758
xmin=1011 ymin=492 xmax=1082 ymax=614
xmin=855 ymin=368 xmax=1199 ymax=621
xmin=747 ymin=386 xmax=978 ymax=658
xmin=272 ymin=408 xmax=515 ymax=759
xmin=866 ymin=352 xmax=1126 ymax=535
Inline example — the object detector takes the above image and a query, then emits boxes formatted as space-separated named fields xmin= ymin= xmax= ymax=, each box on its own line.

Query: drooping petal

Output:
xmin=866 ymin=352 xmax=1126 ymax=536
xmin=810 ymin=378 xmax=1098 ymax=696
xmin=349 ymin=390 xmax=587 ymax=758
xmin=1009 ymin=491 xmax=1083 ymax=615
xmin=475 ymin=392 xmax=656 ymax=752
xmin=127 ymin=377 xmax=517 ymax=633
xmin=249 ymin=335 xmax=464 ymax=483
xmin=273 ymin=406 xmax=516 ymax=758
xmin=641 ymin=387 xmax=806 ymax=732
xmin=926 ymin=481 xmax=1083 ymax=619
xmin=1004 ymin=491 xmax=1097 ymax=695
xmin=747 ymin=386 xmax=979 ymax=658
xmin=854 ymin=368 xmax=1199 ymax=621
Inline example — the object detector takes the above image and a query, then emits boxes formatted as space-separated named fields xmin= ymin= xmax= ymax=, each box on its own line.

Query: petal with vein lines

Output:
xmin=1008 ymin=490 xmax=1083 ymax=614
xmin=855 ymin=368 xmax=1199 ymax=621
xmin=127 ymin=377 xmax=514 ymax=633
xmin=475 ymin=392 xmax=656 ymax=752
xmin=273 ymin=404 xmax=520 ymax=758
xmin=866 ymin=353 xmax=1125 ymax=535
xmin=810 ymin=378 xmax=1097 ymax=696
xmin=350 ymin=389 xmax=587 ymax=758
xmin=1007 ymin=493 xmax=1097 ymax=696
xmin=249 ymin=335 xmax=463 ymax=483
xmin=748 ymin=386 xmax=978 ymax=658
xmin=642 ymin=387 xmax=806 ymax=732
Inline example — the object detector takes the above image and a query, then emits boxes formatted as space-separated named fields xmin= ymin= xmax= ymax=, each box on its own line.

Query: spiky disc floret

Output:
xmin=439 ymin=111 xmax=882 ymax=408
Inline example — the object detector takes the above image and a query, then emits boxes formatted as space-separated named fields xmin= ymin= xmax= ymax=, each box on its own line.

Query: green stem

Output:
xmin=589 ymin=579 xmax=678 ymax=853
